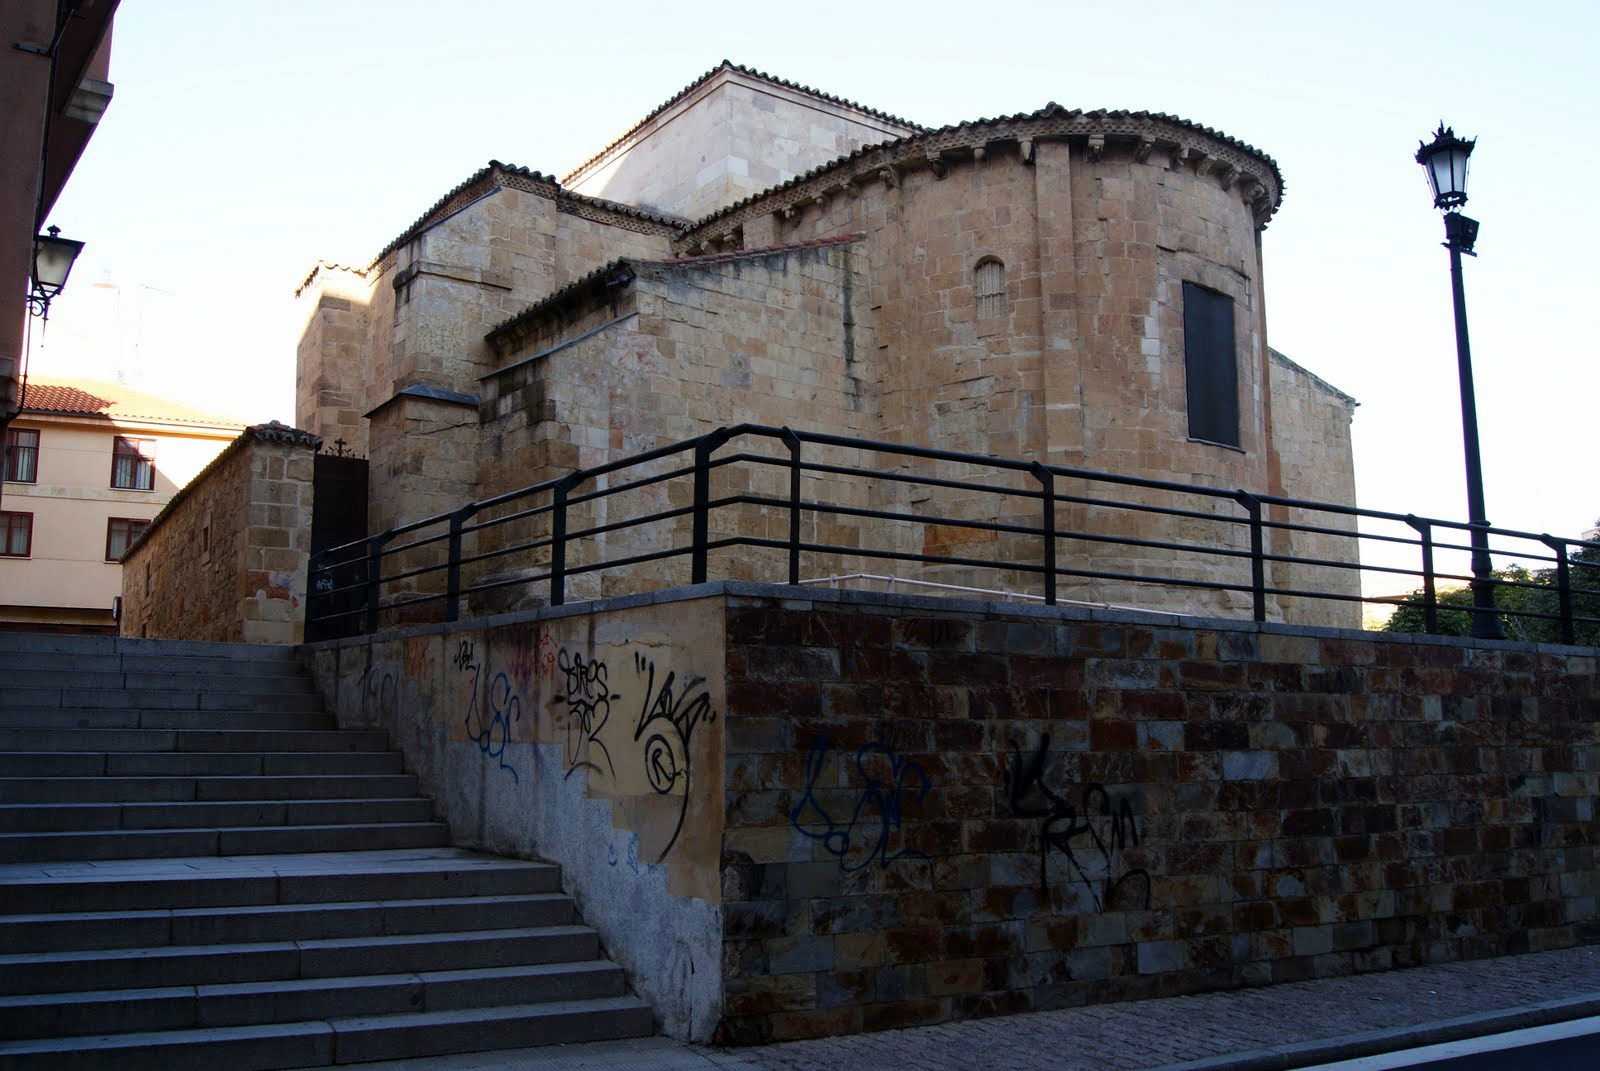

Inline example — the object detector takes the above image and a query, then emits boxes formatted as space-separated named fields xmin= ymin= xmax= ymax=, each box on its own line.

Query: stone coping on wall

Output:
xmin=299 ymin=580 xmax=1600 ymax=658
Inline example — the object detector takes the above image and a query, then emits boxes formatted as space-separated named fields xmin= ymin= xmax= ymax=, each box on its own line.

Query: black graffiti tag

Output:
xmin=1007 ymin=734 xmax=1151 ymax=911
xmin=557 ymin=648 xmax=616 ymax=781
xmin=632 ymin=652 xmax=715 ymax=862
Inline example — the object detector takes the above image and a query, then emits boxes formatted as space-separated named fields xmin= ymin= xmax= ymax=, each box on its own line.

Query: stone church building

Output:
xmin=294 ymin=62 xmax=1358 ymax=625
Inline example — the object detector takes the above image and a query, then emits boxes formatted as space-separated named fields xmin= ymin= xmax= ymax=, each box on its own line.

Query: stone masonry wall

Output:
xmin=717 ymin=590 xmax=1599 ymax=1043
xmin=476 ymin=243 xmax=884 ymax=607
xmin=1267 ymin=350 xmax=1362 ymax=629
xmin=120 ymin=423 xmax=319 ymax=643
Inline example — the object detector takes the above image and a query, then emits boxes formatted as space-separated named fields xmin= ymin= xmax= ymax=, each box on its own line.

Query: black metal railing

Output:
xmin=306 ymin=424 xmax=1600 ymax=645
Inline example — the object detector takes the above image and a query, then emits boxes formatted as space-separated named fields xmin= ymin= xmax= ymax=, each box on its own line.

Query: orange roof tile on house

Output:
xmin=19 ymin=378 xmax=250 ymax=430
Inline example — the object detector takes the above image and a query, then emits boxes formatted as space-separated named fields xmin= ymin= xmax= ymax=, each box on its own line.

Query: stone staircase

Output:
xmin=0 ymin=633 xmax=653 ymax=1070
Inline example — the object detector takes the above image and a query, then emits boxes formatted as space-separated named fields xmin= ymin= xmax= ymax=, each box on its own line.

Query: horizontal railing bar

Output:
xmin=565 ymin=461 xmax=700 ymax=509
xmin=461 ymin=500 xmax=556 ymax=536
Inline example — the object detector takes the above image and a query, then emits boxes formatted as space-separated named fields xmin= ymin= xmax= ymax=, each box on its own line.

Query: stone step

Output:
xmin=0 ymin=749 xmax=399 ymax=778
xmin=3 ymin=651 xmax=308 ymax=678
xmin=0 ymin=821 xmax=451 ymax=863
xmin=0 ymin=849 xmax=561 ymax=914
xmin=0 ymin=994 xmax=653 ymax=1070
xmin=0 ymin=708 xmax=336 ymax=731
xmin=0 ymin=773 xmax=421 ymax=804
xmin=0 ymin=728 xmax=386 ymax=753
xmin=0 ymin=795 xmax=430 ymax=834
xmin=0 ymin=892 xmax=574 ymax=953
xmin=0 ymin=958 xmax=622 ymax=1039
xmin=0 ymin=670 xmax=318 ymax=694
xmin=0 ymin=689 xmax=324 ymax=713
xmin=0 ymin=925 xmax=601 ymax=996
xmin=0 ymin=635 xmax=299 ymax=661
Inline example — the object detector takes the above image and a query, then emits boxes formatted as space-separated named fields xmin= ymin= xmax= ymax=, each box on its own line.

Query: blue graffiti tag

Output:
xmin=789 ymin=734 xmax=932 ymax=872
xmin=458 ymin=639 xmax=523 ymax=783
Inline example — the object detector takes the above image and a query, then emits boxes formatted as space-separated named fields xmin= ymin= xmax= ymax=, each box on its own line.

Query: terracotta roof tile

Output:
xmin=20 ymin=378 xmax=250 ymax=429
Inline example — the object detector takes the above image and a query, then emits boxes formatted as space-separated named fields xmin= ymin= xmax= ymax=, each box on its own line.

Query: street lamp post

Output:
xmin=1416 ymin=124 xmax=1503 ymax=640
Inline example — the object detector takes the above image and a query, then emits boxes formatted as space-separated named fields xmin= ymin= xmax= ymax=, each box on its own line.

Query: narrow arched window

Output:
xmin=975 ymin=258 xmax=1006 ymax=319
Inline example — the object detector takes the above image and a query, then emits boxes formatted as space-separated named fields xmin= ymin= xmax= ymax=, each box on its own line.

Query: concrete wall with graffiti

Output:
xmin=303 ymin=597 xmax=726 ymax=1040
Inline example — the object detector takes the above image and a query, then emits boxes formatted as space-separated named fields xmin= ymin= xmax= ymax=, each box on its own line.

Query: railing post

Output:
xmin=549 ymin=473 xmax=582 ymax=607
xmin=780 ymin=427 xmax=802 ymax=585
xmin=445 ymin=506 xmax=473 ymax=623
xmin=1543 ymin=534 xmax=1574 ymax=645
xmin=691 ymin=427 xmax=734 ymax=585
xmin=1234 ymin=490 xmax=1266 ymax=622
xmin=1405 ymin=515 xmax=1438 ymax=634
xmin=1029 ymin=462 xmax=1057 ymax=606
xmin=305 ymin=550 xmax=324 ymax=638
xmin=364 ymin=533 xmax=391 ymax=634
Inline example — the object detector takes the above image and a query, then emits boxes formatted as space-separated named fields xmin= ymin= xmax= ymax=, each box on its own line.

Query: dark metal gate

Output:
xmin=307 ymin=453 xmax=369 ymax=641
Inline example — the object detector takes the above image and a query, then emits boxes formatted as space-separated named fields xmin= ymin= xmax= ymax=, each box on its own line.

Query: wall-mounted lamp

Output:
xmin=28 ymin=225 xmax=85 ymax=318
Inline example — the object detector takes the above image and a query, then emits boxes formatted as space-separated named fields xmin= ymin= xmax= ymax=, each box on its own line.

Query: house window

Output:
xmin=111 ymin=436 xmax=155 ymax=490
xmin=4 ymin=428 xmax=38 ymax=483
xmin=106 ymin=517 xmax=151 ymax=562
xmin=0 ymin=511 xmax=32 ymax=558
xmin=975 ymin=258 xmax=1006 ymax=320
xmin=1182 ymin=282 xmax=1240 ymax=448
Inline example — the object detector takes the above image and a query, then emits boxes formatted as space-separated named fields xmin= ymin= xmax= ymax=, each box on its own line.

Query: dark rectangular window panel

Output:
xmin=106 ymin=517 xmax=151 ymax=562
xmin=1182 ymin=282 xmax=1240 ymax=448
xmin=4 ymin=428 xmax=38 ymax=483
xmin=111 ymin=436 xmax=155 ymax=491
xmin=1 ymin=511 xmax=32 ymax=557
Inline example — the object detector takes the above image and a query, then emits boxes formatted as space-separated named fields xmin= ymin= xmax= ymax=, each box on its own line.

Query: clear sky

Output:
xmin=31 ymin=0 xmax=1600 ymax=577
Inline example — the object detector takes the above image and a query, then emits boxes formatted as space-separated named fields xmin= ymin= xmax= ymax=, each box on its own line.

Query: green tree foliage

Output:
xmin=1381 ymin=522 xmax=1600 ymax=646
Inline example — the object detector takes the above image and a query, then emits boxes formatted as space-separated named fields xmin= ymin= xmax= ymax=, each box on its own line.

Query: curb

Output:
xmin=1147 ymin=992 xmax=1600 ymax=1070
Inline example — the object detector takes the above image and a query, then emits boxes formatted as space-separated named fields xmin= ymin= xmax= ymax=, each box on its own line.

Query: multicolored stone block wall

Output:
xmin=717 ymin=593 xmax=1600 ymax=1044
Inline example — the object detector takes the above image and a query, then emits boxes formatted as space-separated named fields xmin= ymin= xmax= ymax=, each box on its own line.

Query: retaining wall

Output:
xmin=301 ymin=582 xmax=1599 ymax=1044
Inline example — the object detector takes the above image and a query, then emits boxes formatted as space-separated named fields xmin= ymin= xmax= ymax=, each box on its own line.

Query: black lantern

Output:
xmin=29 ymin=225 xmax=85 ymax=318
xmin=1415 ymin=124 xmax=1475 ymax=211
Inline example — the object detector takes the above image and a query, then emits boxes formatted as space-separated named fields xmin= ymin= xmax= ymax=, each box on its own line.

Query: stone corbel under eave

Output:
xmin=1086 ymin=134 xmax=1106 ymax=162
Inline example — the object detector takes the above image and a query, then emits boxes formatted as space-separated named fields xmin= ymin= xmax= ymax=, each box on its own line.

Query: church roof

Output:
xmin=680 ymin=102 xmax=1287 ymax=235
xmin=560 ymin=61 xmax=926 ymax=188
xmin=369 ymin=161 xmax=687 ymax=272
xmin=19 ymin=378 xmax=249 ymax=429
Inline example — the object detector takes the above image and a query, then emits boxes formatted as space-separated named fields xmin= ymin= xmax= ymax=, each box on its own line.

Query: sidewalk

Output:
xmin=298 ymin=945 xmax=1600 ymax=1071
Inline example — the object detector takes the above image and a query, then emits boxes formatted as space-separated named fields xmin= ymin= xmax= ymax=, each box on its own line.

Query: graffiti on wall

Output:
xmin=357 ymin=627 xmax=717 ymax=864
xmin=553 ymin=645 xmax=717 ymax=864
xmin=608 ymin=830 xmax=665 ymax=878
xmin=453 ymin=638 xmax=523 ymax=783
xmin=790 ymin=733 xmax=932 ymax=873
xmin=1006 ymin=734 xmax=1151 ymax=911
xmin=557 ymin=648 xmax=617 ymax=781
xmin=631 ymin=651 xmax=714 ymax=862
